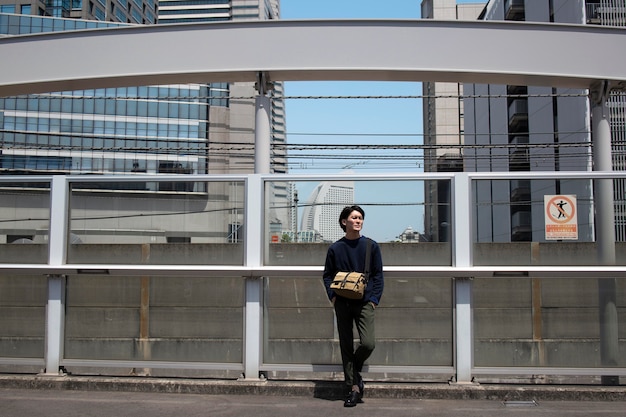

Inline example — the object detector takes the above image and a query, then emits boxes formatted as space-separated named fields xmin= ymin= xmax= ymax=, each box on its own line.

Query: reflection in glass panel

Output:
xmin=67 ymin=180 xmax=244 ymax=265
xmin=264 ymin=276 xmax=452 ymax=370
xmin=64 ymin=275 xmax=244 ymax=370
xmin=0 ymin=275 xmax=46 ymax=360
xmin=266 ymin=179 xmax=451 ymax=267
xmin=474 ymin=277 xmax=625 ymax=373
xmin=0 ymin=182 xmax=50 ymax=264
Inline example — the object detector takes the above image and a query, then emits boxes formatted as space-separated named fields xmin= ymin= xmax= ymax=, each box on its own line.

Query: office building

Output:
xmin=0 ymin=12 xmax=220 ymax=180
xmin=420 ymin=0 xmax=486 ymax=242
xmin=157 ymin=0 xmax=289 ymax=231
xmin=397 ymin=225 xmax=424 ymax=243
xmin=463 ymin=0 xmax=626 ymax=242
xmin=0 ymin=0 xmax=156 ymax=23
xmin=159 ymin=0 xmax=278 ymax=23
xmin=300 ymin=181 xmax=355 ymax=243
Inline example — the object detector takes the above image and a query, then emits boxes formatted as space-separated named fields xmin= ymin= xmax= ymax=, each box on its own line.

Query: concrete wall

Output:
xmin=1 ymin=270 xmax=624 ymax=377
xmin=5 ymin=241 xmax=626 ymax=266
xmin=474 ymin=277 xmax=626 ymax=367
xmin=0 ymin=275 xmax=46 ymax=358
xmin=267 ymin=243 xmax=451 ymax=266
xmin=63 ymin=275 xmax=244 ymax=364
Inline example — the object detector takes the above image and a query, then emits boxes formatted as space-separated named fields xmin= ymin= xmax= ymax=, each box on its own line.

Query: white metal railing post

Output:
xmin=591 ymin=81 xmax=620 ymax=385
xmin=452 ymin=173 xmax=474 ymax=384
xmin=241 ymin=75 xmax=273 ymax=380
xmin=452 ymin=173 xmax=472 ymax=269
xmin=42 ymin=176 xmax=69 ymax=376
xmin=48 ymin=176 xmax=69 ymax=265
xmin=242 ymin=174 xmax=264 ymax=380
xmin=43 ymin=274 xmax=66 ymax=376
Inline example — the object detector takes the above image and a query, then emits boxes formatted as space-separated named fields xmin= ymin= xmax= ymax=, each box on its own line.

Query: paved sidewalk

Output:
xmin=0 ymin=374 xmax=625 ymax=417
xmin=1 ymin=374 xmax=625 ymax=402
xmin=2 ymin=387 xmax=626 ymax=417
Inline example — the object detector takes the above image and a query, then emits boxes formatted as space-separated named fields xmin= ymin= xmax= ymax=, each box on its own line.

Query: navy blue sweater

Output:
xmin=323 ymin=236 xmax=384 ymax=305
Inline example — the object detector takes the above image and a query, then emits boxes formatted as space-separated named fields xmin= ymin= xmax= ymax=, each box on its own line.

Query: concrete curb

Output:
xmin=0 ymin=374 xmax=624 ymax=402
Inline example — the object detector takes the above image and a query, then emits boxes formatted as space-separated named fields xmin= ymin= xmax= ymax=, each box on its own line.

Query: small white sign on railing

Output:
xmin=545 ymin=194 xmax=578 ymax=240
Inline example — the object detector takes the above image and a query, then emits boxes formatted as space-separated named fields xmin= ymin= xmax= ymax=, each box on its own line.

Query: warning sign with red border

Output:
xmin=544 ymin=195 xmax=578 ymax=240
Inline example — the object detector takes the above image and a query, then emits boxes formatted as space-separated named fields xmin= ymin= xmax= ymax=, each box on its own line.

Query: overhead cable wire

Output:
xmin=18 ymin=92 xmax=590 ymax=100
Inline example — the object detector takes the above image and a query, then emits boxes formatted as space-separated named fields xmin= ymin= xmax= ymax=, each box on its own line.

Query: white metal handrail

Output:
xmin=1 ymin=172 xmax=625 ymax=382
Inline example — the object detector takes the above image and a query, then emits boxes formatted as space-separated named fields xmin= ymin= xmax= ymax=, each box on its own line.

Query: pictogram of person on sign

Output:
xmin=556 ymin=200 xmax=567 ymax=219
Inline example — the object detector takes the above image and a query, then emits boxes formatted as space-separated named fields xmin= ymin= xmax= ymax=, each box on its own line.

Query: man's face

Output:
xmin=343 ymin=210 xmax=363 ymax=234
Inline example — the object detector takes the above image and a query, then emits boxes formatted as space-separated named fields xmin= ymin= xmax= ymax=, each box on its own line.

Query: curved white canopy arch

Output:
xmin=1 ymin=19 xmax=625 ymax=96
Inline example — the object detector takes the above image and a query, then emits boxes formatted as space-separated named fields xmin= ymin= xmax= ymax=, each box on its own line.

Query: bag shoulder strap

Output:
xmin=363 ymin=237 xmax=372 ymax=281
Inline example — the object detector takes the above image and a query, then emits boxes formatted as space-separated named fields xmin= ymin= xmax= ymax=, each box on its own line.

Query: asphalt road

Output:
xmin=2 ymin=388 xmax=626 ymax=417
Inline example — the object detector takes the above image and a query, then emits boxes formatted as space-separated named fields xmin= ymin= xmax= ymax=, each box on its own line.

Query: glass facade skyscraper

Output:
xmin=0 ymin=14 xmax=222 ymax=181
xmin=0 ymin=0 xmax=286 ymax=180
xmin=0 ymin=0 xmax=156 ymax=23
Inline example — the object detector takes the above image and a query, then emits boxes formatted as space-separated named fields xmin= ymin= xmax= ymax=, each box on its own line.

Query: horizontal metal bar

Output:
xmin=4 ymin=358 xmax=625 ymax=377
xmin=466 ymin=171 xmax=626 ymax=180
xmin=261 ymin=363 xmax=455 ymax=376
xmin=4 ymin=360 xmax=624 ymax=378
xmin=0 ymin=357 xmax=44 ymax=366
xmin=473 ymin=367 xmax=626 ymax=377
xmin=0 ymin=175 xmax=248 ymax=185
xmin=3 ymin=171 xmax=626 ymax=185
xmin=3 ymin=265 xmax=626 ymax=278
xmin=262 ymin=364 xmax=342 ymax=373
xmin=60 ymin=359 xmax=244 ymax=372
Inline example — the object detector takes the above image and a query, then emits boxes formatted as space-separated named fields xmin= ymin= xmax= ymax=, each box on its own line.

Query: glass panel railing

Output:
xmin=264 ymin=276 xmax=453 ymax=368
xmin=67 ymin=180 xmax=244 ymax=265
xmin=0 ymin=275 xmax=46 ymax=360
xmin=0 ymin=182 xmax=50 ymax=264
xmin=472 ymin=178 xmax=609 ymax=265
xmin=474 ymin=277 xmax=625 ymax=370
xmin=64 ymin=274 xmax=244 ymax=368
xmin=264 ymin=276 xmax=335 ymax=366
xmin=265 ymin=179 xmax=451 ymax=267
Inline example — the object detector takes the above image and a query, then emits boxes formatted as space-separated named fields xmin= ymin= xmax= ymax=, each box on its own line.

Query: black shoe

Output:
xmin=344 ymin=391 xmax=360 ymax=407
xmin=357 ymin=376 xmax=365 ymax=397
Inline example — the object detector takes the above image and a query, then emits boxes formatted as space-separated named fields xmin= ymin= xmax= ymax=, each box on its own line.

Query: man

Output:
xmin=323 ymin=205 xmax=384 ymax=407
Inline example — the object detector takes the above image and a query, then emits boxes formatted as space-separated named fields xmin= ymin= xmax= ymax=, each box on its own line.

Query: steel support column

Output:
xmin=452 ymin=173 xmax=474 ymax=384
xmin=254 ymin=72 xmax=272 ymax=174
xmin=454 ymin=277 xmax=473 ymax=384
xmin=244 ymin=275 xmax=263 ymax=380
xmin=241 ymin=73 xmax=273 ymax=380
xmin=243 ymin=174 xmax=265 ymax=381
xmin=43 ymin=274 xmax=66 ymax=376
xmin=591 ymin=81 xmax=619 ymax=385
xmin=41 ymin=176 xmax=70 ymax=376
xmin=242 ymin=180 xmax=263 ymax=382
xmin=49 ymin=176 xmax=69 ymax=266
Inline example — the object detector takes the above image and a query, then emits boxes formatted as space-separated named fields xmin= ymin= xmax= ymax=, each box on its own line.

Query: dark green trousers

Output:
xmin=334 ymin=298 xmax=376 ymax=388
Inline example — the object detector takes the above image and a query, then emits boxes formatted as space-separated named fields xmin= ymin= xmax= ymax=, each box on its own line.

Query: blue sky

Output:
xmin=279 ymin=1 xmax=486 ymax=241
xmin=281 ymin=0 xmax=484 ymax=20
xmin=281 ymin=0 xmax=424 ymax=174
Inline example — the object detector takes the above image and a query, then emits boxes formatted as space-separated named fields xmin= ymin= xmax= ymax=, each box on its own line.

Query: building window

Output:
xmin=504 ymin=0 xmax=525 ymax=21
xmin=228 ymin=223 xmax=242 ymax=243
xmin=167 ymin=236 xmax=191 ymax=243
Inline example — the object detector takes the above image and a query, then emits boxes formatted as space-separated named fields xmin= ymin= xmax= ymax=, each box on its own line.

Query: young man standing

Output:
xmin=323 ymin=205 xmax=384 ymax=407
